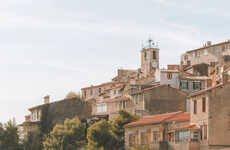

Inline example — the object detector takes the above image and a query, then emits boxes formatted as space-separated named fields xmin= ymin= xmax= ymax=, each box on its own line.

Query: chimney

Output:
xmin=44 ymin=95 xmax=50 ymax=104
xmin=207 ymin=41 xmax=212 ymax=46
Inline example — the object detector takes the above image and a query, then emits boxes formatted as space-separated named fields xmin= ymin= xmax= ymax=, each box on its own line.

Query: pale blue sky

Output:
xmin=1 ymin=0 xmax=230 ymax=124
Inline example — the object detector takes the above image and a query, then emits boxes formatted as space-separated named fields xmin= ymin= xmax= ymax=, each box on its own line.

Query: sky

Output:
xmin=1 ymin=0 xmax=230 ymax=124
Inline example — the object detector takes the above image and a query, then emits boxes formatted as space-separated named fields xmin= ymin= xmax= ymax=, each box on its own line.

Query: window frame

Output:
xmin=193 ymin=100 xmax=197 ymax=114
xmin=202 ymin=97 xmax=206 ymax=113
xmin=153 ymin=51 xmax=156 ymax=59
xmin=167 ymin=72 xmax=173 ymax=80
xmin=144 ymin=52 xmax=147 ymax=60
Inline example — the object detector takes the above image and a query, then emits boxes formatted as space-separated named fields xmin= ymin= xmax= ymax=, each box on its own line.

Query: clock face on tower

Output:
xmin=152 ymin=61 xmax=157 ymax=68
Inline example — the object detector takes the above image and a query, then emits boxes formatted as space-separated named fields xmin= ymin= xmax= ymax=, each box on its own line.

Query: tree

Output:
xmin=43 ymin=116 xmax=86 ymax=150
xmin=40 ymin=104 xmax=53 ymax=135
xmin=65 ymin=92 xmax=80 ymax=99
xmin=23 ymin=129 xmax=42 ymax=150
xmin=111 ymin=110 xmax=139 ymax=150
xmin=87 ymin=120 xmax=116 ymax=150
xmin=0 ymin=119 xmax=21 ymax=150
xmin=87 ymin=111 xmax=138 ymax=150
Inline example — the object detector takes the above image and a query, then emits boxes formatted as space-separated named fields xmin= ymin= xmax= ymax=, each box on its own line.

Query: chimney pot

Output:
xmin=44 ymin=95 xmax=50 ymax=104
xmin=207 ymin=41 xmax=212 ymax=46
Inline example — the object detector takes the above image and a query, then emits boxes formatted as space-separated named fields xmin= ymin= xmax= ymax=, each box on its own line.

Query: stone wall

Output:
xmin=44 ymin=97 xmax=92 ymax=126
xmin=208 ymin=84 xmax=230 ymax=146
xmin=144 ymin=85 xmax=187 ymax=115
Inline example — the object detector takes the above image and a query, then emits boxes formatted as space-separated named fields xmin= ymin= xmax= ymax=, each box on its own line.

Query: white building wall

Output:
xmin=160 ymin=71 xmax=180 ymax=89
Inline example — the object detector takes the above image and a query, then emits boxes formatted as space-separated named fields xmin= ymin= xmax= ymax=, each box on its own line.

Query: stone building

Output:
xmin=19 ymin=96 xmax=91 ymax=140
xmin=181 ymin=41 xmax=230 ymax=67
xmin=130 ymin=84 xmax=187 ymax=116
xmin=158 ymin=69 xmax=180 ymax=89
xmin=81 ymin=39 xmax=187 ymax=119
xmin=179 ymin=76 xmax=212 ymax=94
xmin=124 ymin=111 xmax=200 ymax=150
xmin=189 ymin=82 xmax=230 ymax=150
xmin=141 ymin=38 xmax=160 ymax=78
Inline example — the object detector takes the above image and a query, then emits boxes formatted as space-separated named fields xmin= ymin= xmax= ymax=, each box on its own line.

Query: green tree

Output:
xmin=40 ymin=104 xmax=53 ymax=135
xmin=43 ymin=116 xmax=86 ymax=150
xmin=0 ymin=119 xmax=21 ymax=150
xmin=23 ymin=128 xmax=42 ymax=150
xmin=87 ymin=120 xmax=116 ymax=150
xmin=87 ymin=110 xmax=138 ymax=150
xmin=65 ymin=91 xmax=80 ymax=99
xmin=111 ymin=110 xmax=139 ymax=150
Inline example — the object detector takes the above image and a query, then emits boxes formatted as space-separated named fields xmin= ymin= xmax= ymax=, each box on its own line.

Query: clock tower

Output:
xmin=141 ymin=38 xmax=159 ymax=77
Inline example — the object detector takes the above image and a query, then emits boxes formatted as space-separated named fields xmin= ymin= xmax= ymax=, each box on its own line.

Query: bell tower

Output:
xmin=141 ymin=38 xmax=159 ymax=77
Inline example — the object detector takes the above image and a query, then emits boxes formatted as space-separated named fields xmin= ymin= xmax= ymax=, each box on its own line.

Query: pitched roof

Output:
xmin=166 ymin=112 xmax=190 ymax=122
xmin=181 ymin=76 xmax=211 ymax=80
xmin=81 ymin=81 xmax=115 ymax=90
xmin=186 ymin=40 xmax=230 ymax=54
xmin=160 ymin=69 xmax=179 ymax=73
xmin=124 ymin=111 xmax=189 ymax=127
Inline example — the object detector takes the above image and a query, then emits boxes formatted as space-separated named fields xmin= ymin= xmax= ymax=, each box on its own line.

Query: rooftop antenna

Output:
xmin=156 ymin=41 xmax=159 ymax=48
xmin=148 ymin=37 xmax=153 ymax=48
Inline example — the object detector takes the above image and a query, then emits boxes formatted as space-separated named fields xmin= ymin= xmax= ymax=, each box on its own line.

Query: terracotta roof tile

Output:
xmin=166 ymin=113 xmax=190 ymax=122
xmin=124 ymin=111 xmax=186 ymax=127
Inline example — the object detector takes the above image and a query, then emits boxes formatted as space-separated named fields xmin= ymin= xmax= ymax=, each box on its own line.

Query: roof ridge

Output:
xmin=142 ymin=111 xmax=182 ymax=118
xmin=161 ymin=112 xmax=184 ymax=122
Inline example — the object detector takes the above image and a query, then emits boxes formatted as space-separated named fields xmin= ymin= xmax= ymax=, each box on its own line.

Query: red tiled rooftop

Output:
xmin=125 ymin=111 xmax=189 ymax=127
xmin=168 ymin=124 xmax=199 ymax=133
xmin=166 ymin=112 xmax=190 ymax=122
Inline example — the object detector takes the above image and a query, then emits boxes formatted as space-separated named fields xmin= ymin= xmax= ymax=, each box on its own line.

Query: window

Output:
xmin=195 ymin=51 xmax=200 ymax=57
xmin=187 ymin=60 xmax=191 ymax=66
xmin=114 ymin=90 xmax=116 ymax=95
xmin=117 ymin=101 xmax=126 ymax=109
xmin=153 ymin=51 xmax=156 ymax=59
xmin=193 ymin=82 xmax=202 ymax=90
xmin=167 ymin=73 xmax=172 ymax=80
xmin=144 ymin=52 xmax=147 ymax=60
xmin=140 ymin=131 xmax=147 ymax=145
xmin=191 ymin=131 xmax=199 ymax=142
xmin=194 ymin=100 xmax=197 ymax=114
xmin=122 ymin=101 xmax=126 ymax=109
xmin=201 ymin=125 xmax=207 ymax=140
xmin=129 ymin=133 xmax=135 ymax=147
xmin=175 ymin=130 xmax=189 ymax=143
xmin=184 ymin=55 xmax=188 ymax=60
xmin=210 ymin=62 xmax=216 ymax=67
xmin=152 ymin=130 xmax=160 ymax=143
xmin=203 ymin=125 xmax=207 ymax=140
xmin=222 ymin=45 xmax=226 ymax=52
xmin=84 ymin=91 xmax=87 ymax=97
xmin=116 ymin=102 xmax=121 ymax=110
xmin=135 ymin=95 xmax=139 ymax=104
xmin=216 ymin=67 xmax=219 ymax=75
xmin=98 ymin=88 xmax=102 ymax=94
xmin=181 ymin=81 xmax=189 ymax=89
xmin=202 ymin=97 xmax=206 ymax=112
xmin=97 ymin=104 xmax=107 ymax=113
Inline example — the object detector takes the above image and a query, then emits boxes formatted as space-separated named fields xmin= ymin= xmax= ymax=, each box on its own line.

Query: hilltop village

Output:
xmin=19 ymin=39 xmax=230 ymax=150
